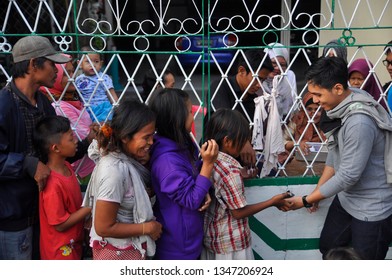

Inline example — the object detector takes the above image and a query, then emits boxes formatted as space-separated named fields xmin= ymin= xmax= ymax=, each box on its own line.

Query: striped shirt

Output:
xmin=203 ymin=152 xmax=251 ymax=254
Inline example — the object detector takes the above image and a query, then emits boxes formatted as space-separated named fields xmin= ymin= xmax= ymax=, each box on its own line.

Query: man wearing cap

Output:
xmin=0 ymin=36 xmax=93 ymax=259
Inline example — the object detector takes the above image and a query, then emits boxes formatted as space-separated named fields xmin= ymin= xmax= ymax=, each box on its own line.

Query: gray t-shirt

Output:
xmin=87 ymin=152 xmax=136 ymax=248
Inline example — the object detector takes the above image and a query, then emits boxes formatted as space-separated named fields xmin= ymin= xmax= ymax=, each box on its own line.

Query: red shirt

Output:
xmin=39 ymin=162 xmax=84 ymax=260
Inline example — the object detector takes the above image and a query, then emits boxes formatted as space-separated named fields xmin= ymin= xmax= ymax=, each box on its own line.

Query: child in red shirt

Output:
xmin=34 ymin=116 xmax=91 ymax=259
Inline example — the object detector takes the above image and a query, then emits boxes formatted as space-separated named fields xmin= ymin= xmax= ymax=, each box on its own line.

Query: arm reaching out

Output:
xmin=230 ymin=192 xmax=293 ymax=219
xmin=199 ymin=139 xmax=219 ymax=179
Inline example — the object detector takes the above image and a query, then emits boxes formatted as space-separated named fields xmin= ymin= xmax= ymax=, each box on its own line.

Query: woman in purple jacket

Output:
xmin=149 ymin=88 xmax=218 ymax=260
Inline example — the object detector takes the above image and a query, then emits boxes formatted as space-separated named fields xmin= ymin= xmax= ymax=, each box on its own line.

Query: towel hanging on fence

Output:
xmin=251 ymin=94 xmax=268 ymax=150
xmin=257 ymin=75 xmax=285 ymax=177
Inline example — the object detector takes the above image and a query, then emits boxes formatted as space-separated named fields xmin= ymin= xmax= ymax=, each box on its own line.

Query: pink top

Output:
xmin=53 ymin=100 xmax=95 ymax=178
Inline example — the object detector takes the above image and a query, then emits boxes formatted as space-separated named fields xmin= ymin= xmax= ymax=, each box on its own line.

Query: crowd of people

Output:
xmin=0 ymin=35 xmax=392 ymax=261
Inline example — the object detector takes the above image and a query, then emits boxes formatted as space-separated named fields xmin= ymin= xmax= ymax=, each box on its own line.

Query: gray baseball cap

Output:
xmin=12 ymin=36 xmax=71 ymax=64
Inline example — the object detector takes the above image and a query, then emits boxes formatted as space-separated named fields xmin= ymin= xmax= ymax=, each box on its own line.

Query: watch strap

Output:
xmin=302 ymin=195 xmax=312 ymax=208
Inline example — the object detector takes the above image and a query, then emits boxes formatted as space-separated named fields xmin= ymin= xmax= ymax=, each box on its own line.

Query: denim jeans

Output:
xmin=319 ymin=195 xmax=392 ymax=260
xmin=0 ymin=226 xmax=33 ymax=260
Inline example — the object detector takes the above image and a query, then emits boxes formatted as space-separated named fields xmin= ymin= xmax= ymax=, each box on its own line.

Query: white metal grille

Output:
xmin=1 ymin=0 xmax=391 ymax=178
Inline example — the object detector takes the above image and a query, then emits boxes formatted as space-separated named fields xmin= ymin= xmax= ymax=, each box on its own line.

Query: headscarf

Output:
xmin=348 ymin=58 xmax=387 ymax=110
xmin=263 ymin=43 xmax=296 ymax=118
xmin=265 ymin=42 xmax=290 ymax=64
xmin=322 ymin=39 xmax=348 ymax=64
xmin=292 ymin=92 xmax=326 ymax=142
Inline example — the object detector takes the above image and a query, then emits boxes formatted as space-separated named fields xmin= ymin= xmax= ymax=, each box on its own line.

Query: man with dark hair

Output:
xmin=0 ymin=36 xmax=94 ymax=260
xmin=287 ymin=56 xmax=392 ymax=260
xmin=209 ymin=49 xmax=273 ymax=166
xmin=382 ymin=40 xmax=392 ymax=112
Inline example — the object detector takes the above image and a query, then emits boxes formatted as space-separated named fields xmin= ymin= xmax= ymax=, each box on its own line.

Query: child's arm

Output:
xmin=107 ymin=88 xmax=118 ymax=104
xmin=230 ymin=192 xmax=291 ymax=220
xmin=54 ymin=206 xmax=91 ymax=232
xmin=199 ymin=139 xmax=219 ymax=179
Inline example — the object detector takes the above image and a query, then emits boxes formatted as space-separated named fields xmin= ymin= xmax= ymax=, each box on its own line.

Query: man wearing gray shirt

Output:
xmin=288 ymin=56 xmax=392 ymax=259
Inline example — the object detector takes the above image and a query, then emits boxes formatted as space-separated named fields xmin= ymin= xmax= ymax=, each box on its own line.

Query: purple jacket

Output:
xmin=150 ymin=134 xmax=212 ymax=259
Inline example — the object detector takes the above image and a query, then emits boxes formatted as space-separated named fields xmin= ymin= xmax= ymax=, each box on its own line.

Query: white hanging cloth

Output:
xmin=258 ymin=75 xmax=285 ymax=177
xmin=251 ymin=95 xmax=268 ymax=150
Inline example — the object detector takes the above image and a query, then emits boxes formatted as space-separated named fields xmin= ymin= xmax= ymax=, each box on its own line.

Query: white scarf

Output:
xmin=84 ymin=140 xmax=156 ymax=256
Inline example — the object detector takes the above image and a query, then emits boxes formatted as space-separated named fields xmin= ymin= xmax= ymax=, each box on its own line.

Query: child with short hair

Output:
xmin=202 ymin=108 xmax=292 ymax=260
xmin=75 ymin=46 xmax=118 ymax=122
xmin=34 ymin=115 xmax=91 ymax=260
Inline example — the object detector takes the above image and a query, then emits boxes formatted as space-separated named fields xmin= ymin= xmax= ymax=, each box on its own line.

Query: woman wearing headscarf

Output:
xmin=262 ymin=43 xmax=297 ymax=120
xmin=322 ymin=39 xmax=348 ymax=63
xmin=348 ymin=58 xmax=387 ymax=110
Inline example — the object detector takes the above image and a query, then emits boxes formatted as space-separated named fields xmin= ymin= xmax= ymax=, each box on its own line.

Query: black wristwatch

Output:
xmin=302 ymin=195 xmax=312 ymax=208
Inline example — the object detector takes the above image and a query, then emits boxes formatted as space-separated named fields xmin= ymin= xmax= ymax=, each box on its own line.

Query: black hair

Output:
xmin=80 ymin=46 xmax=104 ymax=60
xmin=237 ymin=49 xmax=274 ymax=73
xmin=324 ymin=247 xmax=362 ymax=260
xmin=148 ymin=88 xmax=194 ymax=153
xmin=305 ymin=56 xmax=348 ymax=90
xmin=11 ymin=57 xmax=47 ymax=78
xmin=98 ymin=100 xmax=156 ymax=154
xmin=205 ymin=108 xmax=250 ymax=153
xmin=384 ymin=40 xmax=392 ymax=55
xmin=141 ymin=68 xmax=175 ymax=102
xmin=33 ymin=115 xmax=71 ymax=163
